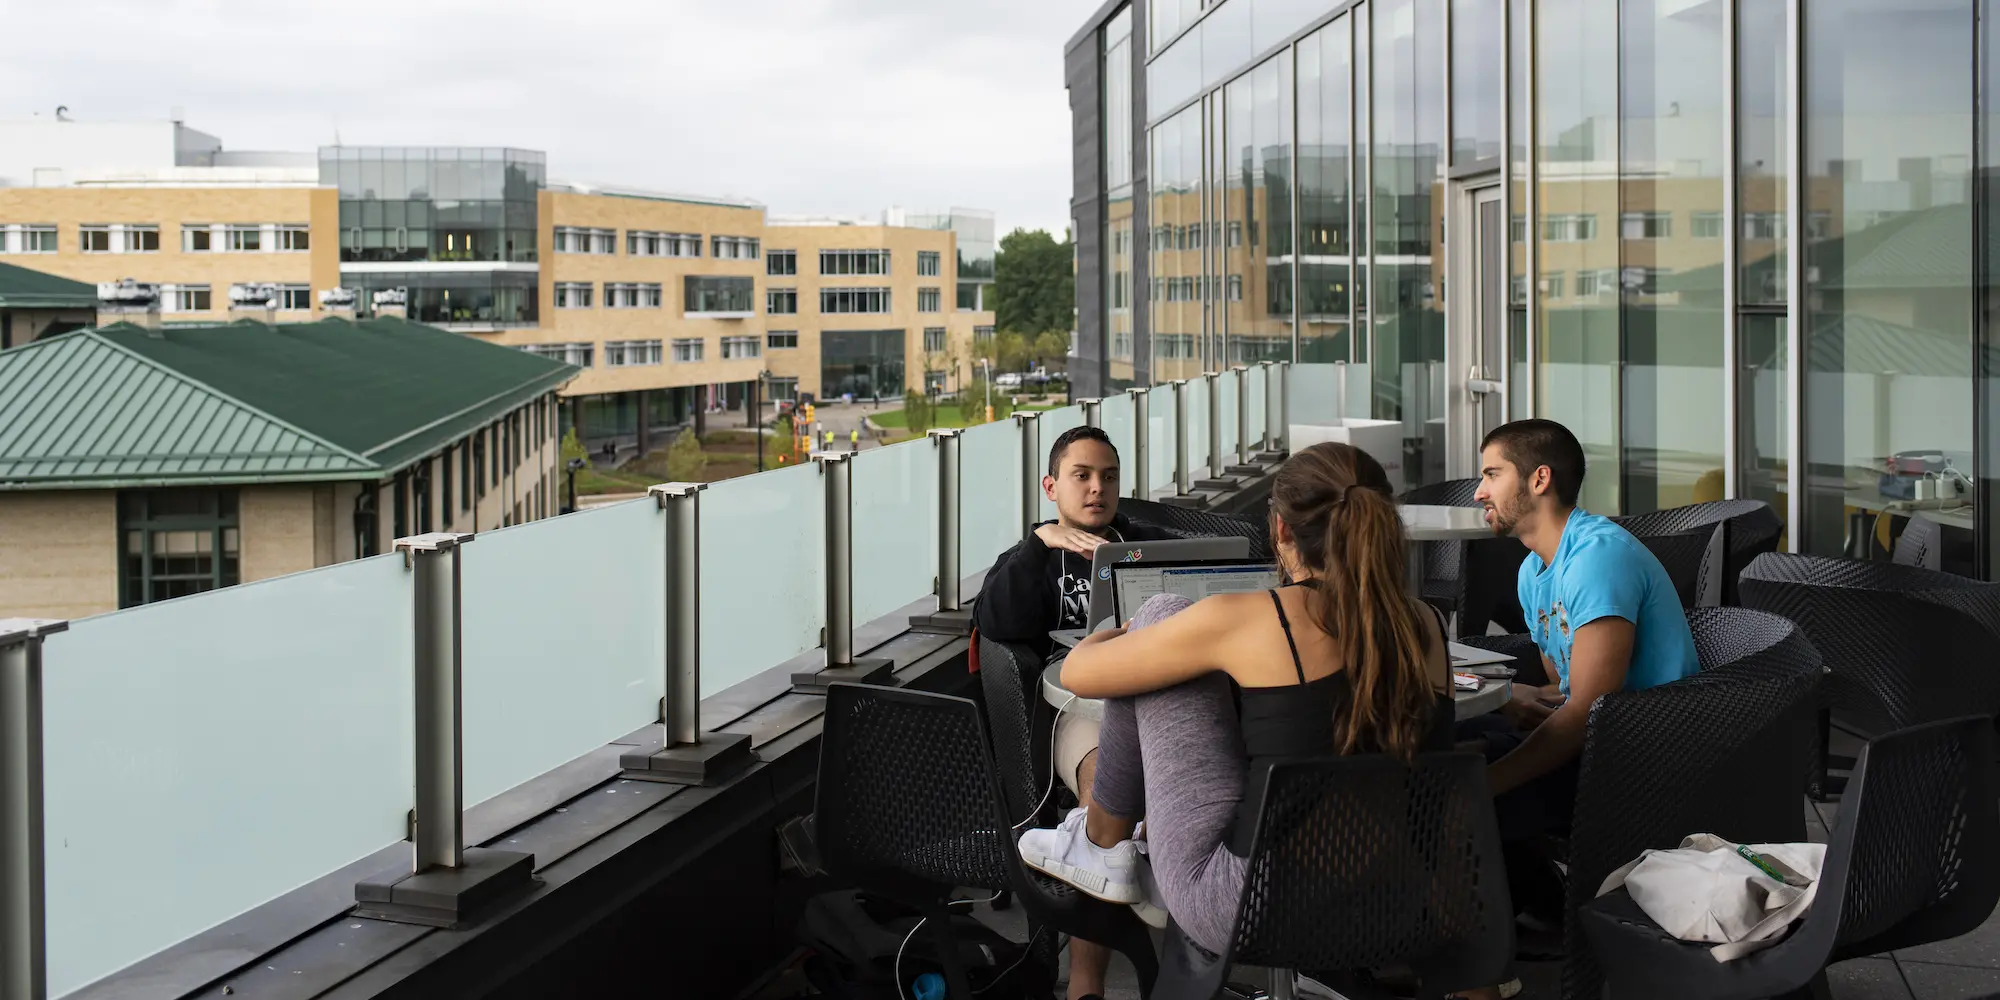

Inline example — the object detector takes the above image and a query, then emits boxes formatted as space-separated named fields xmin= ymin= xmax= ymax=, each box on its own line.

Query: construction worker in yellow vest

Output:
xmin=849 ymin=428 xmax=859 ymax=452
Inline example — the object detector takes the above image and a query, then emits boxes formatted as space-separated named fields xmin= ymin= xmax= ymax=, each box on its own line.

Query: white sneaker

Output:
xmin=1018 ymin=807 xmax=1145 ymax=905
xmin=1130 ymin=859 xmax=1169 ymax=929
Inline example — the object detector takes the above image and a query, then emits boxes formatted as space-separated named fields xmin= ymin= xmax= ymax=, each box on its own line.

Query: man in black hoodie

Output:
xmin=974 ymin=425 xmax=1166 ymax=1000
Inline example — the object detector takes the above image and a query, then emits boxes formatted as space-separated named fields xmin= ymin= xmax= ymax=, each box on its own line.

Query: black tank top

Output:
xmin=1225 ymin=586 xmax=1457 ymax=856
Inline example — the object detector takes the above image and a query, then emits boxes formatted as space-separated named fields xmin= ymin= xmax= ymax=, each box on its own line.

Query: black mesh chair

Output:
xmin=1613 ymin=500 xmax=1782 ymax=606
xmin=1891 ymin=513 xmax=1944 ymax=571
xmin=815 ymin=683 xmax=1159 ymax=999
xmin=1119 ymin=497 xmax=1274 ymax=562
xmin=1154 ymin=753 xmax=1515 ymax=1000
xmin=1399 ymin=479 xmax=1529 ymax=638
xmin=1547 ymin=608 xmax=1823 ymax=1000
xmin=977 ymin=637 xmax=1054 ymax=826
xmin=1581 ymin=716 xmax=1999 ymax=1000
xmin=1609 ymin=519 xmax=1715 ymax=610
xmin=1740 ymin=552 xmax=2000 ymax=800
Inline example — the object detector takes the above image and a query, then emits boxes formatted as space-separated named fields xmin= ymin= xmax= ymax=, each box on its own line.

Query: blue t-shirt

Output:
xmin=1517 ymin=510 xmax=1699 ymax=694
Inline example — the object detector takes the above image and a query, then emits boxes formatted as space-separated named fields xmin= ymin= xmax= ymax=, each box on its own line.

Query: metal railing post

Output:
xmin=1173 ymin=380 xmax=1191 ymax=496
xmin=791 ymin=452 xmax=894 ymax=692
xmin=1257 ymin=361 xmax=1276 ymax=453
xmin=622 ymin=484 xmax=752 ymax=784
xmin=1276 ymin=360 xmax=1292 ymax=453
xmin=1127 ymin=387 xmax=1150 ymax=500
xmin=1079 ymin=398 xmax=1103 ymax=427
xmin=1205 ymin=371 xmax=1223 ymax=480
xmin=1 ymin=619 xmax=63 ymax=1000
xmin=1014 ymin=411 xmax=1043 ymax=535
xmin=357 ymin=532 xmax=533 ymax=928
xmin=910 ymin=430 xmax=973 ymax=635
xmin=1232 ymin=365 xmax=1251 ymax=466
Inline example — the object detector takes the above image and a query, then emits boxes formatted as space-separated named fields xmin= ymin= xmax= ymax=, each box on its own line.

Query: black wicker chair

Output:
xmin=1582 ymin=716 xmax=1999 ymax=1000
xmin=1154 ymin=753 xmax=1515 ymax=1000
xmin=1891 ymin=513 xmax=1944 ymax=571
xmin=978 ymin=637 xmax=1056 ymax=826
xmin=1399 ymin=479 xmax=1529 ymax=638
xmin=1609 ymin=517 xmax=1718 ymax=610
xmin=1501 ymin=608 xmax=1823 ymax=1000
xmin=1740 ymin=552 xmax=2000 ymax=800
xmin=1612 ymin=500 xmax=1782 ymax=606
xmin=1119 ymin=497 xmax=1274 ymax=562
xmin=816 ymin=683 xmax=1159 ymax=1000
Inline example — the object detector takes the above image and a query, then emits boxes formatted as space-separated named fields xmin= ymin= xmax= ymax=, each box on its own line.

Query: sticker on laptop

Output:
xmin=1118 ymin=549 xmax=1144 ymax=563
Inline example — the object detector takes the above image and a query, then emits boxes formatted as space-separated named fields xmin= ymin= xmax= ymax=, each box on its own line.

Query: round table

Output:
xmin=1039 ymin=661 xmax=1510 ymax=723
xmin=1399 ymin=504 xmax=1494 ymax=592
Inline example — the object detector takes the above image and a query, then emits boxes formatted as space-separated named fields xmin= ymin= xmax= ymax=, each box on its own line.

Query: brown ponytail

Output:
xmin=1270 ymin=442 xmax=1436 ymax=759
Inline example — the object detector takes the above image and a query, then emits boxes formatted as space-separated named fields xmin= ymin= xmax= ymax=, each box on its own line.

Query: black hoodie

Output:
xmin=973 ymin=512 xmax=1171 ymax=664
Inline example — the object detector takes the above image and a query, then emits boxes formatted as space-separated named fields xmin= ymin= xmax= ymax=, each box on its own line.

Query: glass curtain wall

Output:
xmin=1508 ymin=0 xmax=1532 ymax=419
xmin=323 ymin=148 xmax=544 ymax=264
xmin=1619 ymin=0 xmax=1726 ymax=513
xmin=1107 ymin=7 xmax=1139 ymax=389
xmin=1151 ymin=105 xmax=1206 ymax=383
xmin=1801 ymin=0 xmax=1975 ymax=561
xmin=1297 ymin=15 xmax=1354 ymax=364
xmin=1372 ymin=0 xmax=1445 ymax=490
xmin=1223 ymin=54 xmax=1296 ymax=368
xmin=1536 ymin=0 xmax=1621 ymax=512
xmin=1738 ymin=0 xmax=1790 ymax=542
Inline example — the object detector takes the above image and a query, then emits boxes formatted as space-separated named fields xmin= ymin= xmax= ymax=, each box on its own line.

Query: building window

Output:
xmin=766 ymin=376 xmax=798 ymax=401
xmin=80 ymin=225 xmax=111 ymax=253
xmin=767 ymin=330 xmax=799 ymax=349
xmin=722 ymin=335 xmax=761 ymax=359
xmin=1226 ymin=275 xmax=1244 ymax=301
xmin=1155 ymin=334 xmax=1196 ymax=359
xmin=1620 ymin=267 xmax=1669 ymax=296
xmin=767 ymin=288 xmax=798 ymax=315
xmin=604 ymin=339 xmax=664 ymax=367
xmin=555 ymin=282 xmax=594 ymax=309
xmin=712 ymin=235 xmax=760 ymax=260
xmin=819 ymin=249 xmax=891 ymax=276
xmin=925 ymin=370 xmax=948 ymax=394
xmin=117 ymin=489 xmax=240 ymax=608
xmin=1690 ymin=212 xmax=1725 ymax=239
xmin=918 ymin=287 xmax=942 ymax=312
xmin=973 ymin=324 xmax=995 ymax=343
xmin=81 ymin=224 xmax=157 ymax=254
xmin=278 ymin=224 xmax=310 ymax=251
xmin=1226 ymin=221 xmax=1244 ymax=247
xmin=182 ymin=225 xmax=213 ymax=253
xmin=672 ymin=338 xmax=705 ymax=363
xmin=520 ymin=342 xmax=595 ymax=367
xmin=767 ymin=249 xmax=798 ymax=276
xmin=277 ymin=284 xmax=312 ymax=310
xmin=917 ymin=251 xmax=941 ymax=276
xmin=684 ymin=275 xmax=755 ymax=314
xmin=604 ymin=282 xmax=663 ymax=308
xmin=225 ymin=224 xmax=262 ymax=252
xmin=165 ymin=284 xmax=213 ymax=312
xmin=1539 ymin=214 xmax=1598 ymax=243
xmin=1619 ymin=212 xmax=1672 ymax=240
xmin=628 ymin=230 xmax=702 ymax=257
xmin=1541 ymin=273 xmax=1566 ymax=299
xmin=923 ymin=326 xmax=946 ymax=352
xmin=1574 ymin=268 xmax=1618 ymax=298
xmin=820 ymin=287 xmax=891 ymax=314
xmin=0 ymin=224 xmax=58 ymax=254
xmin=554 ymin=227 xmax=617 ymax=254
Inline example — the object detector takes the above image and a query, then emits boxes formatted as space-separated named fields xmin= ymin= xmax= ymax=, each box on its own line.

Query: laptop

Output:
xmin=1047 ymin=536 xmax=1252 ymax=649
xmin=1108 ymin=559 xmax=1284 ymax=626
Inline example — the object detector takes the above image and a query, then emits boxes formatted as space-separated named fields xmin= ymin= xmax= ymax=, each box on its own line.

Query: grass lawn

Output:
xmin=869 ymin=401 xmax=1062 ymax=431
xmin=574 ymin=465 xmax=653 ymax=496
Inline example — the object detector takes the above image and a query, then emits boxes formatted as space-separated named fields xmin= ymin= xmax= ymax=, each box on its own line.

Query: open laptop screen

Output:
xmin=1111 ymin=562 xmax=1281 ymax=624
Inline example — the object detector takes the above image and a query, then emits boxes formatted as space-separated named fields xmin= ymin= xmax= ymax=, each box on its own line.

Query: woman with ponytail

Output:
xmin=1017 ymin=441 xmax=1454 ymax=957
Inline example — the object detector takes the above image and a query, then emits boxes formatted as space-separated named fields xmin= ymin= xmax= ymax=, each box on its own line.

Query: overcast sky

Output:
xmin=0 ymin=0 xmax=1086 ymax=236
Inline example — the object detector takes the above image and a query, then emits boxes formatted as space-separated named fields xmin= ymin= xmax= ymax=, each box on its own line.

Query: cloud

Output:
xmin=0 ymin=0 xmax=1085 ymax=235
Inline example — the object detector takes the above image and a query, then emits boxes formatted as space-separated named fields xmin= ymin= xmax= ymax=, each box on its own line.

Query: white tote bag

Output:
xmin=1596 ymin=833 xmax=1827 ymax=961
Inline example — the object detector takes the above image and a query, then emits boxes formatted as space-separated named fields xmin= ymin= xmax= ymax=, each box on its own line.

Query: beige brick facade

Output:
xmin=0 ymin=491 xmax=118 ymax=621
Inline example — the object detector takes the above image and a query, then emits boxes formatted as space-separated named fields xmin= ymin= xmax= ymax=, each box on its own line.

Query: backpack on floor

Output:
xmin=795 ymin=890 xmax=1045 ymax=1000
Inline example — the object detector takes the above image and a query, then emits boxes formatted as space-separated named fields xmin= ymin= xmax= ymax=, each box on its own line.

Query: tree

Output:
xmin=561 ymin=427 xmax=589 ymax=469
xmin=1033 ymin=330 xmax=1070 ymax=373
xmin=665 ymin=428 xmax=707 ymax=482
xmin=904 ymin=390 xmax=933 ymax=436
xmin=993 ymin=331 xmax=1033 ymax=374
xmin=993 ymin=228 xmax=1075 ymax=338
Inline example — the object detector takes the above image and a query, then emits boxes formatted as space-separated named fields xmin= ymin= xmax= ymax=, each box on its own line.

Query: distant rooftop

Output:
xmin=546 ymin=179 xmax=763 ymax=211
xmin=0 ymin=260 xmax=95 ymax=310
xmin=0 ymin=317 xmax=577 ymax=489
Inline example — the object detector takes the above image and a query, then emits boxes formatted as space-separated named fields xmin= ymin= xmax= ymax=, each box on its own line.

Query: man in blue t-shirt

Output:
xmin=1469 ymin=418 xmax=1699 ymax=835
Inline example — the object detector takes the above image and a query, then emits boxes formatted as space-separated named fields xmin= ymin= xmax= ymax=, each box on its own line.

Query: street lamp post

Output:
xmin=564 ymin=457 xmax=583 ymax=514
xmin=980 ymin=358 xmax=992 ymax=423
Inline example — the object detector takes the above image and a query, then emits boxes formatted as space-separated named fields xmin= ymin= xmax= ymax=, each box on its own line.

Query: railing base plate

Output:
xmin=909 ymin=608 xmax=974 ymax=636
xmin=790 ymin=658 xmax=895 ymax=694
xmin=619 ymin=730 xmax=755 ymax=786
xmin=354 ymin=848 xmax=536 ymax=929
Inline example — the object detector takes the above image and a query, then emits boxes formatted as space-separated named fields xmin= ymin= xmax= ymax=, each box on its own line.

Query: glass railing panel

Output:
xmin=1219 ymin=368 xmax=1241 ymax=462
xmin=1187 ymin=376 xmax=1212 ymax=479
xmin=1100 ymin=392 xmax=1136 ymax=478
xmin=1290 ymin=362 xmax=1346 ymax=426
xmin=1246 ymin=365 xmax=1268 ymax=450
xmin=460 ymin=499 xmax=665 ymax=809
xmin=701 ymin=462 xmax=825 ymax=694
xmin=960 ymin=418 xmax=1022 ymax=573
xmin=1036 ymin=405 xmax=1086 ymax=522
xmin=1344 ymin=361 xmax=1373 ymax=420
xmin=1147 ymin=383 xmax=1178 ymax=495
xmin=41 ymin=554 xmax=415 ymax=997
xmin=852 ymin=439 xmax=939 ymax=625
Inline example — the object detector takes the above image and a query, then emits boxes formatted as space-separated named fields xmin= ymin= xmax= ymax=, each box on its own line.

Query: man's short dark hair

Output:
xmin=1481 ymin=419 xmax=1586 ymax=507
xmin=1048 ymin=425 xmax=1117 ymax=478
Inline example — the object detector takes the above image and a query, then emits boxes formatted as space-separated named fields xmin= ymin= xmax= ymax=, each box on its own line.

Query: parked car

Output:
xmin=995 ymin=372 xmax=1024 ymax=388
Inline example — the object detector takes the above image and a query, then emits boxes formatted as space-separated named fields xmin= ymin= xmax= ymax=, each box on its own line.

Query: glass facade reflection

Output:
xmin=821 ymin=330 xmax=906 ymax=399
xmin=320 ymin=147 xmax=545 ymax=264
xmin=1072 ymin=0 xmax=2000 ymax=574
xmin=346 ymin=270 xmax=539 ymax=327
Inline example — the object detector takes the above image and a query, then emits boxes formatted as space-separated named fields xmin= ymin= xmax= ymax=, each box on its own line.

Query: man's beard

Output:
xmin=1490 ymin=486 xmax=1532 ymax=536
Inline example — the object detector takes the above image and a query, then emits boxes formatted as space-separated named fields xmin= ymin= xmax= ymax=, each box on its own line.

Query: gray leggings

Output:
xmin=1089 ymin=592 xmax=1249 ymax=955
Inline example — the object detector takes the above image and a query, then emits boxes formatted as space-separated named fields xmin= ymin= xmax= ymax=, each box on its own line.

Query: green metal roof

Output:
xmin=0 ymin=317 xmax=577 ymax=489
xmin=0 ymin=260 xmax=96 ymax=310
